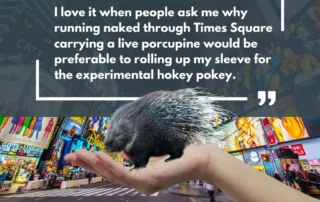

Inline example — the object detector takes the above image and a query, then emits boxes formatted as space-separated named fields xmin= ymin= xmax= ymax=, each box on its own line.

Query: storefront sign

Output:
xmin=1 ymin=142 xmax=20 ymax=151
xmin=299 ymin=160 xmax=309 ymax=166
xmin=291 ymin=144 xmax=306 ymax=156
xmin=308 ymin=159 xmax=320 ymax=166
xmin=18 ymin=145 xmax=44 ymax=157
xmin=0 ymin=142 xmax=43 ymax=157
xmin=262 ymin=118 xmax=277 ymax=145
xmin=250 ymin=151 xmax=260 ymax=163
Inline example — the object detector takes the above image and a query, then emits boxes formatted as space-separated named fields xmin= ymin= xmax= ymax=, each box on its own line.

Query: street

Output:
xmin=0 ymin=181 xmax=233 ymax=202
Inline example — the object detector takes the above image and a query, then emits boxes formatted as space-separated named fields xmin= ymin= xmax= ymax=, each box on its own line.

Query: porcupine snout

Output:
xmin=104 ymin=134 xmax=113 ymax=149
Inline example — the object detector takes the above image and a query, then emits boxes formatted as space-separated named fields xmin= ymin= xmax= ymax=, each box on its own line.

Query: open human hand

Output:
xmin=64 ymin=144 xmax=210 ymax=194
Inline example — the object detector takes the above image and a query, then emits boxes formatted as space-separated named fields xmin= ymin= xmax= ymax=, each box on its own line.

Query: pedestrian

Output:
xmin=28 ymin=170 xmax=35 ymax=181
xmin=39 ymin=171 xmax=45 ymax=180
xmin=25 ymin=170 xmax=34 ymax=187
xmin=42 ymin=172 xmax=48 ymax=190
xmin=283 ymin=164 xmax=297 ymax=189
xmin=34 ymin=172 xmax=39 ymax=181
xmin=88 ymin=172 xmax=93 ymax=184
xmin=69 ymin=172 xmax=74 ymax=181
xmin=296 ymin=170 xmax=310 ymax=195
xmin=204 ymin=182 xmax=216 ymax=202
xmin=0 ymin=171 xmax=7 ymax=182
xmin=6 ymin=169 xmax=13 ymax=181
xmin=47 ymin=171 xmax=54 ymax=189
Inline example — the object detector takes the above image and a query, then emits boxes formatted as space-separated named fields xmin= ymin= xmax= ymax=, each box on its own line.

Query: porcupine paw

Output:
xmin=165 ymin=151 xmax=184 ymax=162
xmin=129 ymin=165 xmax=147 ymax=171
xmin=129 ymin=167 xmax=137 ymax=171
xmin=165 ymin=156 xmax=179 ymax=162
xmin=129 ymin=160 xmax=147 ymax=171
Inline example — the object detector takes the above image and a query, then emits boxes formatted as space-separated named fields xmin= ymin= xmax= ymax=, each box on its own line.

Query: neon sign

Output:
xmin=87 ymin=129 xmax=105 ymax=150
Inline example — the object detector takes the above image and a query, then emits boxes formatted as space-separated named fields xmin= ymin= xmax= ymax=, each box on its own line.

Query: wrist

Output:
xmin=200 ymin=144 xmax=227 ymax=181
xmin=196 ymin=144 xmax=219 ymax=180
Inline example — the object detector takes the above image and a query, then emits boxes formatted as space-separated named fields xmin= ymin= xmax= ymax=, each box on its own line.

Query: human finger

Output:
xmin=95 ymin=152 xmax=146 ymax=187
xmin=65 ymin=153 xmax=77 ymax=162
xmin=64 ymin=150 xmax=102 ymax=178
xmin=73 ymin=150 xmax=107 ymax=178
xmin=65 ymin=154 xmax=96 ymax=173
xmin=73 ymin=150 xmax=121 ymax=182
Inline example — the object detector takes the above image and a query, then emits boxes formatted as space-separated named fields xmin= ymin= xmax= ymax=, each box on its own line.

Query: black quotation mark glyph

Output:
xmin=258 ymin=91 xmax=276 ymax=106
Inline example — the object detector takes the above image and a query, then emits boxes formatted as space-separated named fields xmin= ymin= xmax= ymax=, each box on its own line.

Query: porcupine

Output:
xmin=104 ymin=88 xmax=228 ymax=169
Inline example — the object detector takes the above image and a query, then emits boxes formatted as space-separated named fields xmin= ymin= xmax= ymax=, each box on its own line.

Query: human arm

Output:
xmin=65 ymin=144 xmax=316 ymax=202
xmin=202 ymin=145 xmax=315 ymax=202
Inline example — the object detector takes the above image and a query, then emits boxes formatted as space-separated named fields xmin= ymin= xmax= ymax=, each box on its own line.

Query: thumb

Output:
xmin=120 ymin=151 xmax=130 ymax=161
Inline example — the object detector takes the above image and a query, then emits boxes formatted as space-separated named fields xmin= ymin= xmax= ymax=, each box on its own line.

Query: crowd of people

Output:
xmin=273 ymin=164 xmax=320 ymax=195
xmin=25 ymin=170 xmax=56 ymax=189
xmin=18 ymin=169 xmax=98 ymax=191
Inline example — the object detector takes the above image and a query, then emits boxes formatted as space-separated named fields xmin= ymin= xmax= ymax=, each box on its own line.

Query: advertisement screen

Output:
xmin=0 ymin=117 xmax=57 ymax=148
xmin=82 ymin=117 xmax=110 ymax=151
xmin=60 ymin=117 xmax=87 ymax=138
xmin=265 ymin=117 xmax=309 ymax=142
xmin=49 ymin=139 xmax=65 ymax=166
xmin=210 ymin=117 xmax=267 ymax=152
xmin=85 ymin=117 xmax=110 ymax=137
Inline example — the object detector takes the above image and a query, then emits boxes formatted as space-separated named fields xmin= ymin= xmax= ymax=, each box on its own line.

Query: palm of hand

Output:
xmin=65 ymin=144 xmax=208 ymax=194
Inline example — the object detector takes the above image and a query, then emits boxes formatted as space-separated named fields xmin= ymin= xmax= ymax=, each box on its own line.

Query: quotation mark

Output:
xmin=258 ymin=91 xmax=276 ymax=106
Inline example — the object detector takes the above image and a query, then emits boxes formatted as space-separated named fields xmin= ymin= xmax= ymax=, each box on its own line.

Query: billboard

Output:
xmin=60 ymin=117 xmax=87 ymax=138
xmin=265 ymin=117 xmax=309 ymax=142
xmin=82 ymin=117 xmax=111 ymax=152
xmin=208 ymin=117 xmax=267 ymax=152
xmin=86 ymin=117 xmax=110 ymax=137
xmin=0 ymin=117 xmax=58 ymax=148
